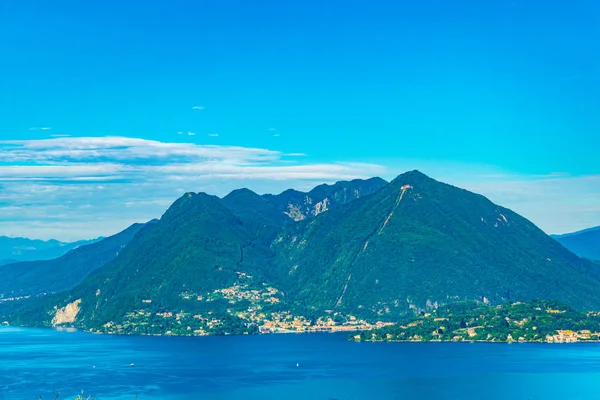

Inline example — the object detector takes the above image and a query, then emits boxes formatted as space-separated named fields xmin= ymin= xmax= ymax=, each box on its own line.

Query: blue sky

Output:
xmin=1 ymin=0 xmax=599 ymax=240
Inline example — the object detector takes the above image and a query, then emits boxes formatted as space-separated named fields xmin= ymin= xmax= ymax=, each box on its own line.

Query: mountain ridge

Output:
xmin=0 ymin=222 xmax=150 ymax=299
xmin=552 ymin=226 xmax=600 ymax=238
xmin=2 ymin=172 xmax=599 ymax=336
xmin=552 ymin=227 xmax=600 ymax=261
xmin=0 ymin=236 xmax=103 ymax=264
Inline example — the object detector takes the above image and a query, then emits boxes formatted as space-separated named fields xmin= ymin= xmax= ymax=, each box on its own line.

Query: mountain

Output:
xmin=3 ymin=172 xmax=600 ymax=335
xmin=0 ymin=222 xmax=150 ymax=299
xmin=0 ymin=236 xmax=102 ymax=264
xmin=270 ymin=171 xmax=600 ymax=317
xmin=0 ymin=177 xmax=390 ymax=332
xmin=552 ymin=227 xmax=600 ymax=261
xmin=10 ymin=192 xmax=277 ymax=333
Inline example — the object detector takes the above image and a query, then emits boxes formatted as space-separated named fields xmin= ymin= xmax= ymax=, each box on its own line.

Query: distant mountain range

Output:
xmin=2 ymin=171 xmax=600 ymax=336
xmin=0 ymin=236 xmax=103 ymax=266
xmin=553 ymin=227 xmax=600 ymax=261
xmin=0 ymin=222 xmax=150 ymax=299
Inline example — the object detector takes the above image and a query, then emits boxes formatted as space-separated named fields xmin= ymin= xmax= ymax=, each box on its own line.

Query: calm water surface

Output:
xmin=2 ymin=327 xmax=600 ymax=399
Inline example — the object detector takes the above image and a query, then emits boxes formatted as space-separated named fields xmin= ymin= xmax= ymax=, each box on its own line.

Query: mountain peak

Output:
xmin=179 ymin=191 xmax=220 ymax=202
xmin=395 ymin=169 xmax=430 ymax=180
xmin=223 ymin=188 xmax=261 ymax=200
xmin=161 ymin=191 xmax=223 ymax=222
xmin=388 ymin=170 xmax=434 ymax=188
xmin=365 ymin=176 xmax=388 ymax=185
xmin=277 ymin=188 xmax=304 ymax=197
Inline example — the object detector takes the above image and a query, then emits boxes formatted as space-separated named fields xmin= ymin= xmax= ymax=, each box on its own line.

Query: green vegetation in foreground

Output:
xmin=354 ymin=300 xmax=600 ymax=343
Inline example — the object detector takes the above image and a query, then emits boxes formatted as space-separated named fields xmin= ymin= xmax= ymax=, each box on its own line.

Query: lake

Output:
xmin=2 ymin=327 xmax=600 ymax=400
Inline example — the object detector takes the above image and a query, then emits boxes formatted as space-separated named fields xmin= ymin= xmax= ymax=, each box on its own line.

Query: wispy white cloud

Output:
xmin=187 ymin=132 xmax=196 ymax=136
xmin=0 ymin=136 xmax=385 ymax=240
xmin=28 ymin=127 xmax=38 ymax=131
xmin=274 ymin=134 xmax=281 ymax=137
xmin=177 ymin=131 xmax=183 ymax=135
xmin=192 ymin=106 xmax=205 ymax=110
xmin=268 ymin=128 xmax=276 ymax=131
xmin=208 ymin=133 xmax=219 ymax=137
xmin=40 ymin=127 xmax=52 ymax=131
xmin=0 ymin=137 xmax=597 ymax=240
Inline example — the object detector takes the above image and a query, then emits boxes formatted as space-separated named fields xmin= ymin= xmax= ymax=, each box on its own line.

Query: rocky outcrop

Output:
xmin=52 ymin=299 xmax=82 ymax=326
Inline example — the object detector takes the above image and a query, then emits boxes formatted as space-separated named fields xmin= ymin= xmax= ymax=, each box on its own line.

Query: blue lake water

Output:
xmin=2 ymin=327 xmax=600 ymax=400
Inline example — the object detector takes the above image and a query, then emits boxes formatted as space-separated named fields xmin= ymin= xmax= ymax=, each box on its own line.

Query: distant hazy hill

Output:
xmin=0 ymin=222 xmax=151 ymax=298
xmin=3 ymin=173 xmax=600 ymax=333
xmin=553 ymin=227 xmax=600 ymax=261
xmin=0 ymin=236 xmax=102 ymax=264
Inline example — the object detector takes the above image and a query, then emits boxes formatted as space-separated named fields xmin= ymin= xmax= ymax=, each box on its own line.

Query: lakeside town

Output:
xmin=4 ymin=282 xmax=600 ymax=343
xmin=354 ymin=301 xmax=600 ymax=344
xmin=70 ymin=273 xmax=397 ymax=336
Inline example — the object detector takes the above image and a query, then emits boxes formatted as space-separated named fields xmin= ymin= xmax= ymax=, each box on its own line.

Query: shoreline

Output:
xmin=1 ymin=324 xmax=369 ymax=337
xmin=5 ymin=325 xmax=600 ymax=344
xmin=357 ymin=338 xmax=600 ymax=344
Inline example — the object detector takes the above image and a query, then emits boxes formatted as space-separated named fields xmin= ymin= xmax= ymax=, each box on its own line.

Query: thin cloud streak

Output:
xmin=0 ymin=137 xmax=597 ymax=240
xmin=0 ymin=136 xmax=386 ymax=240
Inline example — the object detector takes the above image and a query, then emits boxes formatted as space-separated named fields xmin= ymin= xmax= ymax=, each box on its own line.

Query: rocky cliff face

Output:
xmin=52 ymin=299 xmax=82 ymax=326
xmin=269 ymin=177 xmax=388 ymax=222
